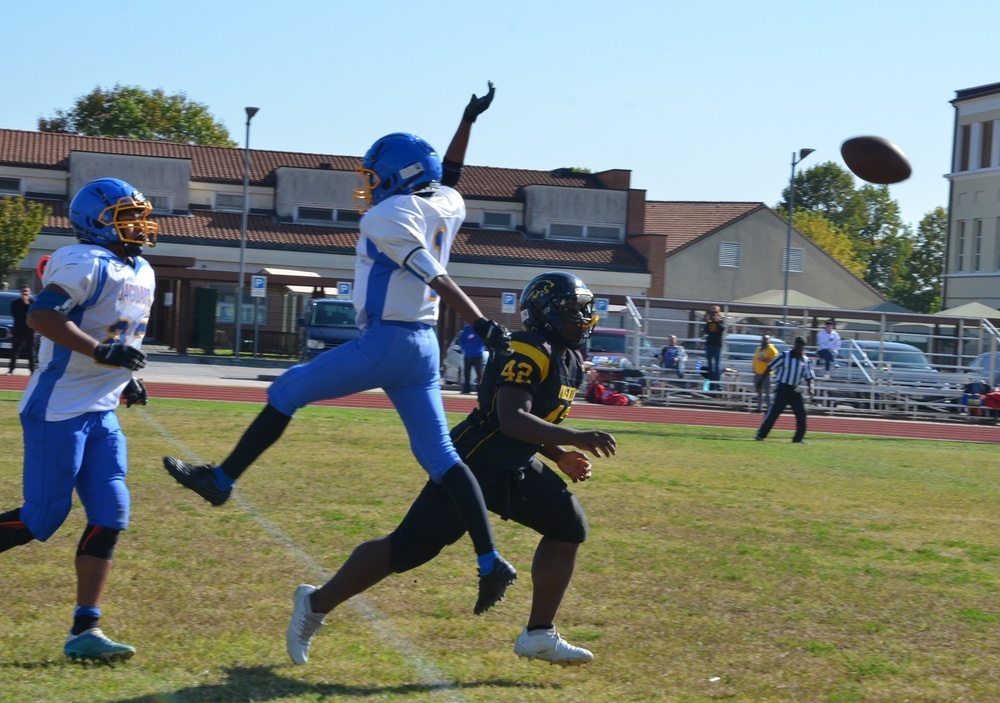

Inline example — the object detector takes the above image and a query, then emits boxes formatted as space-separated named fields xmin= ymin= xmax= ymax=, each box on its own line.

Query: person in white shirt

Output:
xmin=816 ymin=319 xmax=841 ymax=376
xmin=0 ymin=177 xmax=155 ymax=661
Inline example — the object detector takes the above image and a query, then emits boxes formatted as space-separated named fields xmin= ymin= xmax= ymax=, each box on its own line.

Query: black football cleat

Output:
xmin=474 ymin=556 xmax=517 ymax=615
xmin=163 ymin=456 xmax=231 ymax=506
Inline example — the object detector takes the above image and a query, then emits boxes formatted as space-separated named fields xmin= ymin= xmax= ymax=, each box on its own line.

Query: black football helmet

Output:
xmin=519 ymin=271 xmax=597 ymax=350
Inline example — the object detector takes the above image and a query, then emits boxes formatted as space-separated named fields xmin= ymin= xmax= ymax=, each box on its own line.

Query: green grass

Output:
xmin=1 ymin=391 xmax=998 ymax=702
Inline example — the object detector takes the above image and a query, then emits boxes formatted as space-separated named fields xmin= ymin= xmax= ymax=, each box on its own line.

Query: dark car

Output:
xmin=0 ymin=290 xmax=21 ymax=359
xmin=299 ymin=299 xmax=362 ymax=360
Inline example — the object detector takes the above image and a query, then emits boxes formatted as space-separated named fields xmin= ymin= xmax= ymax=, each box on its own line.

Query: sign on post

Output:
xmin=595 ymin=298 xmax=609 ymax=314
xmin=250 ymin=275 xmax=267 ymax=298
xmin=337 ymin=281 xmax=352 ymax=299
xmin=501 ymin=292 xmax=517 ymax=314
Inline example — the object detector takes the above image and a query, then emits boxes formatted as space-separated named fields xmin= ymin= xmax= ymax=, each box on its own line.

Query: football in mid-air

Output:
xmin=840 ymin=136 xmax=912 ymax=185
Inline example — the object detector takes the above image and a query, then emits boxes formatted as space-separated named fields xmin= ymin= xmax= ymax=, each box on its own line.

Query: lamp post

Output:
xmin=235 ymin=106 xmax=259 ymax=361
xmin=782 ymin=147 xmax=815 ymax=327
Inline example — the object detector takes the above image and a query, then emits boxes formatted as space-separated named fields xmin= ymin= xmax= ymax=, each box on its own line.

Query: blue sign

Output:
xmin=250 ymin=275 xmax=267 ymax=298
xmin=501 ymin=292 xmax=517 ymax=314
xmin=595 ymin=298 xmax=609 ymax=313
xmin=337 ymin=281 xmax=352 ymax=299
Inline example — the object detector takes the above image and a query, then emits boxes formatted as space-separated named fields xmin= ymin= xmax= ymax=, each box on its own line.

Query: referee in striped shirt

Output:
xmin=755 ymin=336 xmax=816 ymax=443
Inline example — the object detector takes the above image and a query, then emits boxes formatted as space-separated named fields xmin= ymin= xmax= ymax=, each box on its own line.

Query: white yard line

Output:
xmin=142 ymin=410 xmax=467 ymax=699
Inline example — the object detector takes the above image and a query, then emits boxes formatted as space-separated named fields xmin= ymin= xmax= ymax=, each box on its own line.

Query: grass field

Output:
xmin=1 ymin=391 xmax=998 ymax=703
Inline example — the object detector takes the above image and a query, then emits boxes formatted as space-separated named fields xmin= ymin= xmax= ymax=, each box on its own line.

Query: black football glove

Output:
xmin=120 ymin=377 xmax=147 ymax=408
xmin=94 ymin=342 xmax=147 ymax=371
xmin=462 ymin=81 xmax=495 ymax=123
xmin=473 ymin=317 xmax=511 ymax=355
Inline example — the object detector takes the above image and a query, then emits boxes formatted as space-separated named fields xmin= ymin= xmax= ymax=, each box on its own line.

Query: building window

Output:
xmin=147 ymin=195 xmax=171 ymax=213
xmin=956 ymin=220 xmax=966 ymax=272
xmin=959 ymin=124 xmax=971 ymax=172
xmin=298 ymin=206 xmax=334 ymax=222
xmin=336 ymin=209 xmax=361 ymax=224
xmin=215 ymin=193 xmax=245 ymax=211
xmin=982 ymin=121 xmax=994 ymax=169
xmin=974 ymin=219 xmax=983 ymax=271
xmin=548 ymin=223 xmax=622 ymax=242
xmin=482 ymin=211 xmax=512 ymax=229
xmin=0 ymin=177 xmax=21 ymax=193
xmin=718 ymin=242 xmax=741 ymax=267
xmin=781 ymin=247 xmax=804 ymax=273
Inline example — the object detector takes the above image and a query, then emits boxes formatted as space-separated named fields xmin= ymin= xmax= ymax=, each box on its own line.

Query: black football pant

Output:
xmin=756 ymin=383 xmax=806 ymax=441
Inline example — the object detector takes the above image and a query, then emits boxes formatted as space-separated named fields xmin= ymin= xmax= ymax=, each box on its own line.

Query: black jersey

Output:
xmin=451 ymin=330 xmax=584 ymax=469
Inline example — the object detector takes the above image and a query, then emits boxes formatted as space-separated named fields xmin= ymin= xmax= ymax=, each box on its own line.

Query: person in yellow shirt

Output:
xmin=752 ymin=334 xmax=779 ymax=413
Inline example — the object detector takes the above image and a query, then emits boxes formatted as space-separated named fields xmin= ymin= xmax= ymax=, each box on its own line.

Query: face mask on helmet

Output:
xmin=70 ymin=178 xmax=158 ymax=254
xmin=353 ymin=132 xmax=443 ymax=213
xmin=519 ymin=272 xmax=598 ymax=350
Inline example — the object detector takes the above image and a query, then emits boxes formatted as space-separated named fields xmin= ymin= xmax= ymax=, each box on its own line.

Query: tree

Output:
xmin=896 ymin=207 xmax=946 ymax=313
xmin=780 ymin=162 xmax=867 ymax=232
xmin=0 ymin=196 xmax=50 ymax=284
xmin=777 ymin=207 xmax=866 ymax=278
xmin=38 ymin=85 xmax=237 ymax=147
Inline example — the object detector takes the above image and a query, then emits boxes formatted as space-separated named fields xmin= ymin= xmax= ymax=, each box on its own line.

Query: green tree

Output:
xmin=0 ymin=196 xmax=50 ymax=284
xmin=38 ymin=85 xmax=236 ymax=147
xmin=780 ymin=162 xmax=867 ymax=232
xmin=777 ymin=206 xmax=865 ymax=278
xmin=896 ymin=207 xmax=946 ymax=313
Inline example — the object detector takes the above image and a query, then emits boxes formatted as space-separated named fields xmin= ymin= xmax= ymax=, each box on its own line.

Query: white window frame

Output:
xmin=956 ymin=220 xmax=966 ymax=272
xmin=482 ymin=211 xmax=513 ymax=229
xmin=547 ymin=222 xmax=623 ymax=242
xmin=718 ymin=242 xmax=741 ymax=268
xmin=146 ymin=194 xmax=172 ymax=214
xmin=0 ymin=176 xmax=21 ymax=194
xmin=974 ymin=219 xmax=983 ymax=271
xmin=781 ymin=247 xmax=804 ymax=274
xmin=215 ymin=193 xmax=245 ymax=212
xmin=336 ymin=208 xmax=361 ymax=224
xmin=297 ymin=206 xmax=334 ymax=223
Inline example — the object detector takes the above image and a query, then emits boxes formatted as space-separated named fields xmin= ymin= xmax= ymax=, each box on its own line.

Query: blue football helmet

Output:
xmin=69 ymin=178 xmax=158 ymax=253
xmin=520 ymin=271 xmax=598 ymax=350
xmin=353 ymin=132 xmax=443 ymax=213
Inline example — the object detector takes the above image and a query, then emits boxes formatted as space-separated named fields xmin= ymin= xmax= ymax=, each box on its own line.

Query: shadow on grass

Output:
xmin=83 ymin=665 xmax=562 ymax=702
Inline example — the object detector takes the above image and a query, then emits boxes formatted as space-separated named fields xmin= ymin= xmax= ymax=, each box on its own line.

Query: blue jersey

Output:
xmin=20 ymin=244 xmax=155 ymax=421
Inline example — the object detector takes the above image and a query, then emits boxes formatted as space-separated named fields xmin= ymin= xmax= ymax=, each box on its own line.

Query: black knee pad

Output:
xmin=77 ymin=525 xmax=120 ymax=559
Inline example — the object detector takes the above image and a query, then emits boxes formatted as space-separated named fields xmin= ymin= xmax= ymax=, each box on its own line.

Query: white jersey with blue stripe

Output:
xmin=353 ymin=185 xmax=464 ymax=330
xmin=20 ymin=244 xmax=155 ymax=422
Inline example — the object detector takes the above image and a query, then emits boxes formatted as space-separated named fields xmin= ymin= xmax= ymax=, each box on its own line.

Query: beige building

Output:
xmin=945 ymin=81 xmax=1000 ymax=309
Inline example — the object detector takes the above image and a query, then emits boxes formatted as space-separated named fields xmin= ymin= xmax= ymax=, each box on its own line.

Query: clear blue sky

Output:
xmin=3 ymin=0 xmax=996 ymax=229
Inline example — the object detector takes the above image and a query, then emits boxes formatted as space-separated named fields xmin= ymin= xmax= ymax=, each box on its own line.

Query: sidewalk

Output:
xmin=133 ymin=344 xmax=296 ymax=387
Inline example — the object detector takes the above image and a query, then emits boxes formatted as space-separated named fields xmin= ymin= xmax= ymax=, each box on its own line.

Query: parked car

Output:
xmin=684 ymin=333 xmax=791 ymax=375
xmin=967 ymin=351 xmax=1000 ymax=387
xmin=299 ymin=299 xmax=362 ymax=360
xmin=0 ymin=290 xmax=21 ymax=359
xmin=832 ymin=339 xmax=967 ymax=402
xmin=585 ymin=327 xmax=660 ymax=368
xmin=442 ymin=332 xmax=489 ymax=387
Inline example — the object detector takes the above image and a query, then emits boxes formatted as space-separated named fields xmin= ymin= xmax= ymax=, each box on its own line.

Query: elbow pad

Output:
xmin=404 ymin=248 xmax=448 ymax=284
xmin=442 ymin=159 xmax=462 ymax=188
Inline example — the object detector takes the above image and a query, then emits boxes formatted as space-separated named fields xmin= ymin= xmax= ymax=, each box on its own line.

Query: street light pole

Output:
xmin=782 ymin=147 xmax=815 ymax=327
xmin=235 ymin=106 xmax=259 ymax=361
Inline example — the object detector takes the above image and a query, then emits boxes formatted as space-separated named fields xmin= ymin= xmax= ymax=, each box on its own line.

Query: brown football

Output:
xmin=840 ymin=136 xmax=912 ymax=185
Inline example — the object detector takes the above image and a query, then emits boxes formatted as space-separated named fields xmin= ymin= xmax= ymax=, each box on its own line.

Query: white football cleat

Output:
xmin=514 ymin=626 xmax=593 ymax=667
xmin=286 ymin=584 xmax=325 ymax=665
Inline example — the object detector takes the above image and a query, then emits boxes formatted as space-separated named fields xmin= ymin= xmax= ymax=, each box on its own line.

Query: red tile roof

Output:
xmin=0 ymin=129 xmax=606 ymax=200
xmin=37 ymin=201 xmax=645 ymax=270
xmin=644 ymin=201 xmax=764 ymax=253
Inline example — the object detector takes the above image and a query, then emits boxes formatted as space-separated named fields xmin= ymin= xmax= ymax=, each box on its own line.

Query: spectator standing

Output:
xmin=755 ymin=337 xmax=816 ymax=443
xmin=459 ymin=322 xmax=486 ymax=394
xmin=752 ymin=334 xmax=779 ymax=413
xmin=7 ymin=285 xmax=35 ymax=374
xmin=703 ymin=305 xmax=725 ymax=390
